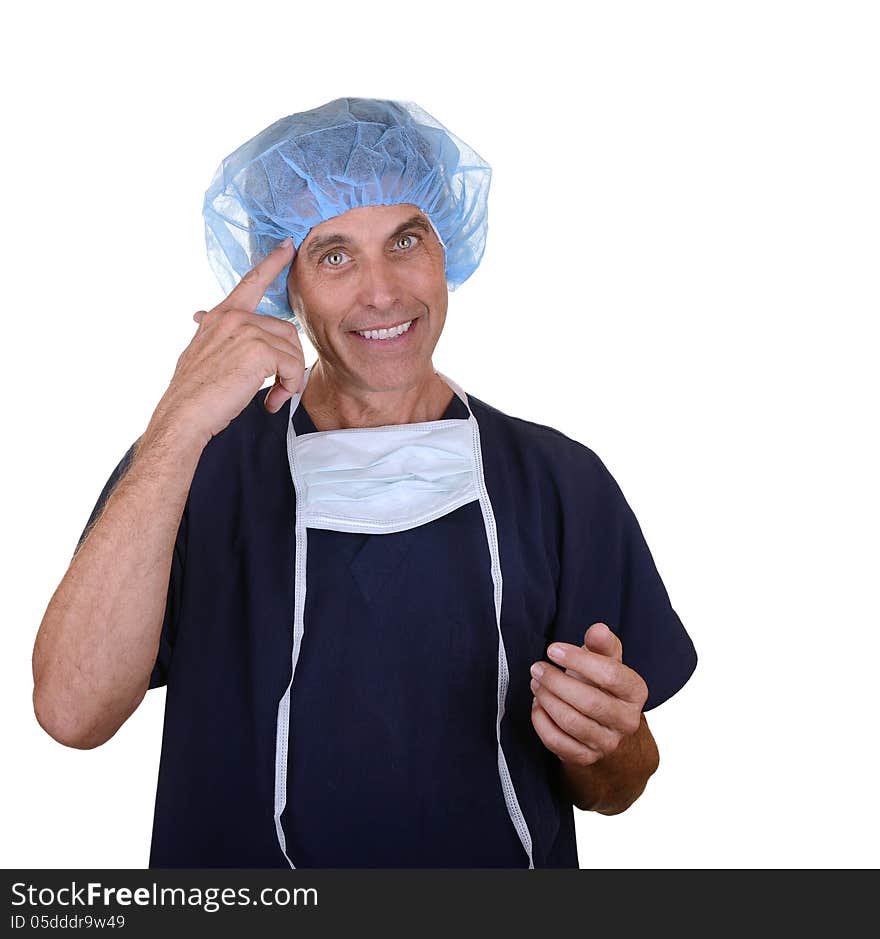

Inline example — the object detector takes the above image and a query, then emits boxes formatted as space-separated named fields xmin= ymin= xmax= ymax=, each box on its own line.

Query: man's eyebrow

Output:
xmin=304 ymin=215 xmax=433 ymax=261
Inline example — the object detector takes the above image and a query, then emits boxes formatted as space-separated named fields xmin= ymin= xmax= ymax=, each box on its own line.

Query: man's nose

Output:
xmin=356 ymin=257 xmax=401 ymax=311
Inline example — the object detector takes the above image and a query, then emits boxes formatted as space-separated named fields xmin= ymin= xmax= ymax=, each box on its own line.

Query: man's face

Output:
xmin=287 ymin=202 xmax=448 ymax=392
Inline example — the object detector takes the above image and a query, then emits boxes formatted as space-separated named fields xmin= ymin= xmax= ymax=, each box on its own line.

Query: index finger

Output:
xmin=544 ymin=643 xmax=644 ymax=703
xmin=214 ymin=237 xmax=295 ymax=314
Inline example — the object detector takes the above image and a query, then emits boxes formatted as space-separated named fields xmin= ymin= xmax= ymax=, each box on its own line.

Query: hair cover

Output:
xmin=202 ymin=97 xmax=492 ymax=325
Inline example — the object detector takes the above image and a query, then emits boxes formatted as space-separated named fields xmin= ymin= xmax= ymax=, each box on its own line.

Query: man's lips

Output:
xmin=348 ymin=315 xmax=419 ymax=333
xmin=347 ymin=314 xmax=422 ymax=344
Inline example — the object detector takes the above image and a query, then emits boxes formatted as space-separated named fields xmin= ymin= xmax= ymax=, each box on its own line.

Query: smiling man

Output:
xmin=287 ymin=204 xmax=454 ymax=429
xmin=33 ymin=98 xmax=697 ymax=869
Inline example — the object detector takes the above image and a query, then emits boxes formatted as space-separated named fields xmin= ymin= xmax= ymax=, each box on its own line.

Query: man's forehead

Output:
xmin=304 ymin=203 xmax=427 ymax=240
xmin=301 ymin=205 xmax=445 ymax=259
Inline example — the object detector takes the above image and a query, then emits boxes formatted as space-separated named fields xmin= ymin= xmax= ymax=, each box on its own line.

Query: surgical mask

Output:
xmin=273 ymin=365 xmax=535 ymax=868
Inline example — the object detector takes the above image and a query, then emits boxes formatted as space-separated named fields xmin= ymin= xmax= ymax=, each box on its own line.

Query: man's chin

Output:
xmin=346 ymin=362 xmax=432 ymax=393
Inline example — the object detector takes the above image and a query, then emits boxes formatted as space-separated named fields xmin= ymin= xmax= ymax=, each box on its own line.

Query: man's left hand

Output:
xmin=530 ymin=622 xmax=649 ymax=766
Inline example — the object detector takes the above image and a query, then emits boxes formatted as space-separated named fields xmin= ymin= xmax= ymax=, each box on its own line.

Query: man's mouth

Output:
xmin=348 ymin=316 xmax=419 ymax=344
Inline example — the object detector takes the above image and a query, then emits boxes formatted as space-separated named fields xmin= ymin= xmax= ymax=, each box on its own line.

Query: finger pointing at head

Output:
xmin=214 ymin=237 xmax=295 ymax=315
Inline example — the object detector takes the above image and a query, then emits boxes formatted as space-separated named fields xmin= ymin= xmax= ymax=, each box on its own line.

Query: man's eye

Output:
xmin=322 ymin=251 xmax=348 ymax=267
xmin=395 ymin=233 xmax=420 ymax=250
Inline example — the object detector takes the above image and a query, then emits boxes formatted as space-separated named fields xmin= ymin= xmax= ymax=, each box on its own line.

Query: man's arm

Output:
xmin=32 ymin=413 xmax=206 ymax=750
xmin=557 ymin=713 xmax=659 ymax=814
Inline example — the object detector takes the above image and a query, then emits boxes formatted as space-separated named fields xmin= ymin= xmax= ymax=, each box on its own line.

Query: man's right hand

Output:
xmin=153 ymin=237 xmax=305 ymax=447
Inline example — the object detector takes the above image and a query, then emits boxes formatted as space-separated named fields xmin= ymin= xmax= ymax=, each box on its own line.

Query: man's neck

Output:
xmin=299 ymin=360 xmax=455 ymax=431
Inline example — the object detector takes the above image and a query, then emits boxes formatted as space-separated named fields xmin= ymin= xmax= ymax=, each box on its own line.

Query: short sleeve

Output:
xmin=551 ymin=451 xmax=697 ymax=711
xmin=73 ymin=438 xmax=187 ymax=690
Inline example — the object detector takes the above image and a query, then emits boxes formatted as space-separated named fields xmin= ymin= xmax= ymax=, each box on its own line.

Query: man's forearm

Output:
xmin=32 ymin=414 xmax=205 ymax=749
xmin=559 ymin=714 xmax=659 ymax=814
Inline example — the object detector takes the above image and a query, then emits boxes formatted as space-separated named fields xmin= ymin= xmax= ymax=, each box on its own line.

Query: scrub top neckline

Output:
xmin=291 ymin=385 xmax=470 ymax=437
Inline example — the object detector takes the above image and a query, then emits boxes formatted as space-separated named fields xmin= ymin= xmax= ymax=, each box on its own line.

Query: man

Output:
xmin=32 ymin=98 xmax=697 ymax=869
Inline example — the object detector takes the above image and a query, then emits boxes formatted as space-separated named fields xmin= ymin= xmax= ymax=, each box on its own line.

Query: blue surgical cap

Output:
xmin=202 ymin=97 xmax=492 ymax=326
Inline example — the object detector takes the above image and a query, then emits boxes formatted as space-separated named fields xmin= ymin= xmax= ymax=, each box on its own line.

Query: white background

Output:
xmin=3 ymin=0 xmax=877 ymax=869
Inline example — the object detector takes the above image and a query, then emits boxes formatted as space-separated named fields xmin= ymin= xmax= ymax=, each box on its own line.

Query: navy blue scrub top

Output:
xmin=75 ymin=384 xmax=697 ymax=869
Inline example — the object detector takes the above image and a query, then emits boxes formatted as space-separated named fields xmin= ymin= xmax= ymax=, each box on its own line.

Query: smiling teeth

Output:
xmin=356 ymin=320 xmax=413 ymax=340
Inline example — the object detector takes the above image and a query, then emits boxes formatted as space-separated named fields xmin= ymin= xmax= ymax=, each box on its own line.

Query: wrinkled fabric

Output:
xmin=293 ymin=420 xmax=479 ymax=531
xmin=203 ymin=97 xmax=492 ymax=325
